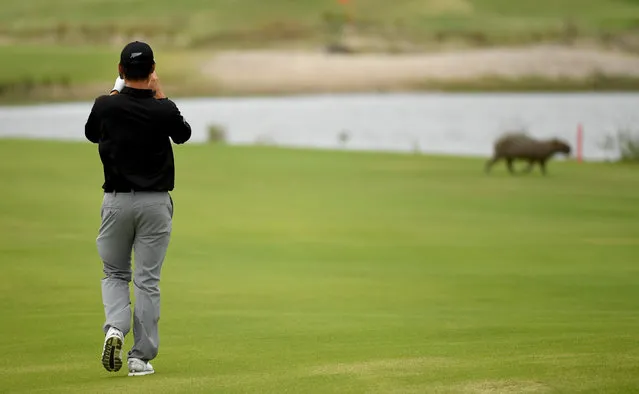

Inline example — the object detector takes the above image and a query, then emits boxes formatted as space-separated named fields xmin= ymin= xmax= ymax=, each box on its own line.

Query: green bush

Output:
xmin=617 ymin=129 xmax=639 ymax=162
xmin=207 ymin=124 xmax=227 ymax=144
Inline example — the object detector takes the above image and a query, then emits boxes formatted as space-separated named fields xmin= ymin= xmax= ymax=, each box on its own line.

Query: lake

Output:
xmin=1 ymin=92 xmax=638 ymax=161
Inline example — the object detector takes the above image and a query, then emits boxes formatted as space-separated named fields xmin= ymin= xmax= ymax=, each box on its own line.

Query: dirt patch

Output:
xmin=202 ymin=45 xmax=639 ymax=93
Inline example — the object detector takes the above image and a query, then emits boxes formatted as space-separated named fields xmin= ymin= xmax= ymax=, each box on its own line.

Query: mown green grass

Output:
xmin=0 ymin=44 xmax=197 ymax=85
xmin=0 ymin=45 xmax=207 ymax=104
xmin=0 ymin=45 xmax=115 ymax=85
xmin=1 ymin=139 xmax=638 ymax=393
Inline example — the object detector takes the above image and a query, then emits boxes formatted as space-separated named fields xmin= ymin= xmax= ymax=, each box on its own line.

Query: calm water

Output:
xmin=1 ymin=92 xmax=638 ymax=161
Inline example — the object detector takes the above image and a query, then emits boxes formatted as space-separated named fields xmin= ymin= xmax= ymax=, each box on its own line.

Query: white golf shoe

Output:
xmin=101 ymin=327 xmax=124 ymax=372
xmin=128 ymin=358 xmax=155 ymax=376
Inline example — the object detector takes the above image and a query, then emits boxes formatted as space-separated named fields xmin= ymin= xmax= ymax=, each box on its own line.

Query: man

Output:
xmin=85 ymin=41 xmax=191 ymax=376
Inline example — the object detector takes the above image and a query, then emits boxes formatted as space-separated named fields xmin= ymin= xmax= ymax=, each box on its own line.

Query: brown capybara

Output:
xmin=485 ymin=133 xmax=571 ymax=175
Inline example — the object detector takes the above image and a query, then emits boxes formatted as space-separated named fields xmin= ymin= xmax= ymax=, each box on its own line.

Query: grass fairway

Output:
xmin=0 ymin=139 xmax=638 ymax=393
xmin=4 ymin=0 xmax=639 ymax=43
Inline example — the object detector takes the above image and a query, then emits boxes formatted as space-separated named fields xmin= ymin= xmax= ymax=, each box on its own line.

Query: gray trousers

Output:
xmin=97 ymin=191 xmax=173 ymax=362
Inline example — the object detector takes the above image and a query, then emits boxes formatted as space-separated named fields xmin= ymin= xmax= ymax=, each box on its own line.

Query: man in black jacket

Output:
xmin=85 ymin=41 xmax=191 ymax=377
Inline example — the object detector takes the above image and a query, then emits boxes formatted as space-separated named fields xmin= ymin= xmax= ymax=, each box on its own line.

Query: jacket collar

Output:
xmin=120 ymin=86 xmax=155 ymax=98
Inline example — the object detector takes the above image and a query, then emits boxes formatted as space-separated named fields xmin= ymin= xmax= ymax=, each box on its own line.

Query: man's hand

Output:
xmin=110 ymin=76 xmax=125 ymax=95
xmin=148 ymin=72 xmax=167 ymax=99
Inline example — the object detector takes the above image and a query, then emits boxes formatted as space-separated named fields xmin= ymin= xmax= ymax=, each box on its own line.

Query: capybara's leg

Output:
xmin=522 ymin=160 xmax=535 ymax=174
xmin=539 ymin=159 xmax=547 ymax=175
xmin=506 ymin=158 xmax=515 ymax=175
xmin=485 ymin=156 xmax=500 ymax=173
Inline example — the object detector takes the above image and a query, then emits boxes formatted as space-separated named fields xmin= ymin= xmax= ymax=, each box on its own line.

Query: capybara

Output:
xmin=485 ymin=133 xmax=571 ymax=175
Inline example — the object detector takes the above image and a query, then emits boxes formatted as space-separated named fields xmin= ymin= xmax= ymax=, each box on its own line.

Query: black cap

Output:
xmin=120 ymin=41 xmax=155 ymax=67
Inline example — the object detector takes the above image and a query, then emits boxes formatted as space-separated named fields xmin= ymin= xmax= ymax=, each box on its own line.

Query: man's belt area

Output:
xmin=105 ymin=188 xmax=169 ymax=193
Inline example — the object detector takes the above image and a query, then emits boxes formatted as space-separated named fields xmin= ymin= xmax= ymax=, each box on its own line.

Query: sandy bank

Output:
xmin=202 ymin=45 xmax=639 ymax=92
